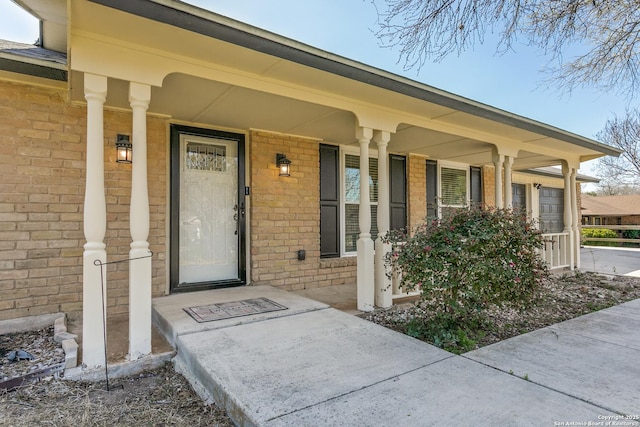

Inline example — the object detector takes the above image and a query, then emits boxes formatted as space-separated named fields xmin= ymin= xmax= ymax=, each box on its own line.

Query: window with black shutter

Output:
xmin=389 ymin=154 xmax=407 ymax=231
xmin=426 ymin=160 xmax=438 ymax=219
xmin=319 ymin=144 xmax=340 ymax=257
xmin=320 ymin=146 xmax=407 ymax=257
xmin=470 ymin=166 xmax=483 ymax=207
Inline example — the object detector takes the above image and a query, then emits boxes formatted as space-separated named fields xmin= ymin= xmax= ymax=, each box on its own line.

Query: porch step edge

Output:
xmin=173 ymin=344 xmax=259 ymax=427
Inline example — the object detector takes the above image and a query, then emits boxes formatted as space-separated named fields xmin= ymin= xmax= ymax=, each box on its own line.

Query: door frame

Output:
xmin=169 ymin=124 xmax=247 ymax=293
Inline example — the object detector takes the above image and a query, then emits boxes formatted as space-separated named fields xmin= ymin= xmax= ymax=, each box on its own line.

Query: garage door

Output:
xmin=539 ymin=187 xmax=564 ymax=233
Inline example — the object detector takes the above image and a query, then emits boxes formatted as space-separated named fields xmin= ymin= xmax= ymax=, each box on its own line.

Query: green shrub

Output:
xmin=581 ymin=228 xmax=618 ymax=247
xmin=404 ymin=312 xmax=486 ymax=354
xmin=621 ymin=229 xmax=640 ymax=247
xmin=581 ymin=228 xmax=618 ymax=239
xmin=384 ymin=206 xmax=549 ymax=322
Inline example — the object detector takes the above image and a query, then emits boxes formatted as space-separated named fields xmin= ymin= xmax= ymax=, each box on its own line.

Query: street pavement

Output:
xmin=581 ymin=246 xmax=640 ymax=276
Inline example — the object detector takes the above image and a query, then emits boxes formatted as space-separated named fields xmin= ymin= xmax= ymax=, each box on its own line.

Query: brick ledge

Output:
xmin=319 ymin=256 xmax=357 ymax=268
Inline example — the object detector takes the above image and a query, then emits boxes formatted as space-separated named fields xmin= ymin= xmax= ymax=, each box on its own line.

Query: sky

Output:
xmin=0 ymin=0 xmax=633 ymax=181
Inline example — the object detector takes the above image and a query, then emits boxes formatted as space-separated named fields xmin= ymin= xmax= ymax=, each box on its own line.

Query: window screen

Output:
xmin=441 ymin=167 xmax=467 ymax=206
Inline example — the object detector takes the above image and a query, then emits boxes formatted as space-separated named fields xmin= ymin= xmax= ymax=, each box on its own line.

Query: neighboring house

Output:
xmin=582 ymin=195 xmax=640 ymax=226
xmin=0 ymin=0 xmax=620 ymax=368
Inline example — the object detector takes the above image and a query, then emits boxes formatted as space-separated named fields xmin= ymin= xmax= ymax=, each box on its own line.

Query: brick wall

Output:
xmin=576 ymin=183 xmax=583 ymax=226
xmin=407 ymin=154 xmax=426 ymax=230
xmin=621 ymin=215 xmax=640 ymax=225
xmin=249 ymin=130 xmax=356 ymax=290
xmin=483 ymin=165 xmax=496 ymax=208
xmin=0 ymin=81 xmax=85 ymax=320
xmin=102 ymin=111 xmax=167 ymax=316
xmin=0 ymin=80 xmax=167 ymax=322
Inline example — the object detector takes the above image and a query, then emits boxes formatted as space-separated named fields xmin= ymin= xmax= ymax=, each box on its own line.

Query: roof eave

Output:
xmin=86 ymin=0 xmax=620 ymax=157
xmin=521 ymin=168 xmax=600 ymax=183
xmin=0 ymin=55 xmax=67 ymax=81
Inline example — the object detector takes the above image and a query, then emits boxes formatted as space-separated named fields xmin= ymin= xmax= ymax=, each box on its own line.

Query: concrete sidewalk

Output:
xmin=153 ymin=286 xmax=640 ymax=426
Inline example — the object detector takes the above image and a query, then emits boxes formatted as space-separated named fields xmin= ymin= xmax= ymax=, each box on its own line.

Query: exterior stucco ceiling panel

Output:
xmin=391 ymin=124 xmax=465 ymax=151
xmin=434 ymin=111 xmax=546 ymax=142
xmin=257 ymin=60 xmax=459 ymax=120
xmin=153 ymin=73 xmax=358 ymax=143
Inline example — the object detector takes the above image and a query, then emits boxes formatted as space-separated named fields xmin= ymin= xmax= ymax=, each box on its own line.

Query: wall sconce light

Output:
xmin=276 ymin=153 xmax=291 ymax=177
xmin=533 ymin=183 xmax=542 ymax=190
xmin=116 ymin=134 xmax=132 ymax=164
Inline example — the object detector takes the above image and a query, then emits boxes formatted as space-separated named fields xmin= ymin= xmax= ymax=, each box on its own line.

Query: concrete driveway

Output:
xmin=580 ymin=246 xmax=640 ymax=276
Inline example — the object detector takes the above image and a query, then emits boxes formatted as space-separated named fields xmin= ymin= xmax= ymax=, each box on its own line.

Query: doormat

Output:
xmin=184 ymin=297 xmax=288 ymax=323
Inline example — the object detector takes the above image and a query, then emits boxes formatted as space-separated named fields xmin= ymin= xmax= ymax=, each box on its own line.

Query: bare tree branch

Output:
xmin=374 ymin=0 xmax=640 ymax=96
xmin=595 ymin=109 xmax=640 ymax=193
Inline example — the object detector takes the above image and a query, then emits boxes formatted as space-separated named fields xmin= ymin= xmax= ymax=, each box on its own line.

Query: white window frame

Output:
xmin=341 ymin=147 xmax=379 ymax=256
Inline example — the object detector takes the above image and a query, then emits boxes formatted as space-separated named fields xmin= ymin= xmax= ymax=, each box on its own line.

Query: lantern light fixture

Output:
xmin=116 ymin=134 xmax=132 ymax=164
xmin=276 ymin=153 xmax=291 ymax=177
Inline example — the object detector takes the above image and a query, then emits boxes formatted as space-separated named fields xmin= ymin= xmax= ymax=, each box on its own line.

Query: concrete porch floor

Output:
xmin=292 ymin=283 xmax=359 ymax=314
xmin=66 ymin=283 xmax=360 ymax=368
xmin=151 ymin=284 xmax=640 ymax=426
xmin=67 ymin=313 xmax=174 ymax=366
xmin=292 ymin=283 xmax=419 ymax=313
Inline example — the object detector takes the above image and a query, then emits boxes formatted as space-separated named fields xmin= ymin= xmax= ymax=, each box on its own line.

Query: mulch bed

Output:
xmin=360 ymin=271 xmax=640 ymax=349
xmin=1 ymin=327 xmax=64 ymax=387
xmin=0 ymin=362 xmax=233 ymax=427
xmin=0 ymin=327 xmax=232 ymax=426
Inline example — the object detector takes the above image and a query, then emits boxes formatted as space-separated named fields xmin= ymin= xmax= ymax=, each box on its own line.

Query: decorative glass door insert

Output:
xmin=179 ymin=135 xmax=239 ymax=284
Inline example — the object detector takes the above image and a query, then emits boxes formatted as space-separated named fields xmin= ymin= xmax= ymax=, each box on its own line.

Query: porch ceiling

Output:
xmin=70 ymin=70 xmax=572 ymax=169
xmin=51 ymin=0 xmax=616 ymax=167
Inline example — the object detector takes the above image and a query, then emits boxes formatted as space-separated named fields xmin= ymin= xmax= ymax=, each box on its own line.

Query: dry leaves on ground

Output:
xmin=361 ymin=271 xmax=640 ymax=349
xmin=0 ymin=362 xmax=233 ymax=427
xmin=1 ymin=327 xmax=64 ymax=384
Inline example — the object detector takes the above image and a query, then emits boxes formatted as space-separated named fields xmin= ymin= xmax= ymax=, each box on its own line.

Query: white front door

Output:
xmin=170 ymin=126 xmax=246 ymax=292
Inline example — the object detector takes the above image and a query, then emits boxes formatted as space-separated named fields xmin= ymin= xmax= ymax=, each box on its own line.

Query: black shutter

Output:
xmin=320 ymin=144 xmax=340 ymax=257
xmin=389 ymin=154 xmax=407 ymax=231
xmin=426 ymin=160 xmax=438 ymax=219
xmin=512 ymin=183 xmax=526 ymax=211
xmin=470 ymin=166 xmax=483 ymax=207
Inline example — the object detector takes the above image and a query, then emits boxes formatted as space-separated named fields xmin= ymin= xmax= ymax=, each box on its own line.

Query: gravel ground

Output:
xmin=360 ymin=271 xmax=640 ymax=349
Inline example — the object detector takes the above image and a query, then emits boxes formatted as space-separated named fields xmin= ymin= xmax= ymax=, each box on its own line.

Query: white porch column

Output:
xmin=562 ymin=163 xmax=574 ymax=270
xmin=504 ymin=156 xmax=514 ymax=208
xmin=374 ymin=131 xmax=392 ymax=308
xmin=82 ymin=73 xmax=108 ymax=369
xmin=571 ymin=168 xmax=580 ymax=269
xmin=356 ymin=127 xmax=374 ymax=312
xmin=128 ymin=82 xmax=152 ymax=360
xmin=493 ymin=153 xmax=504 ymax=209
